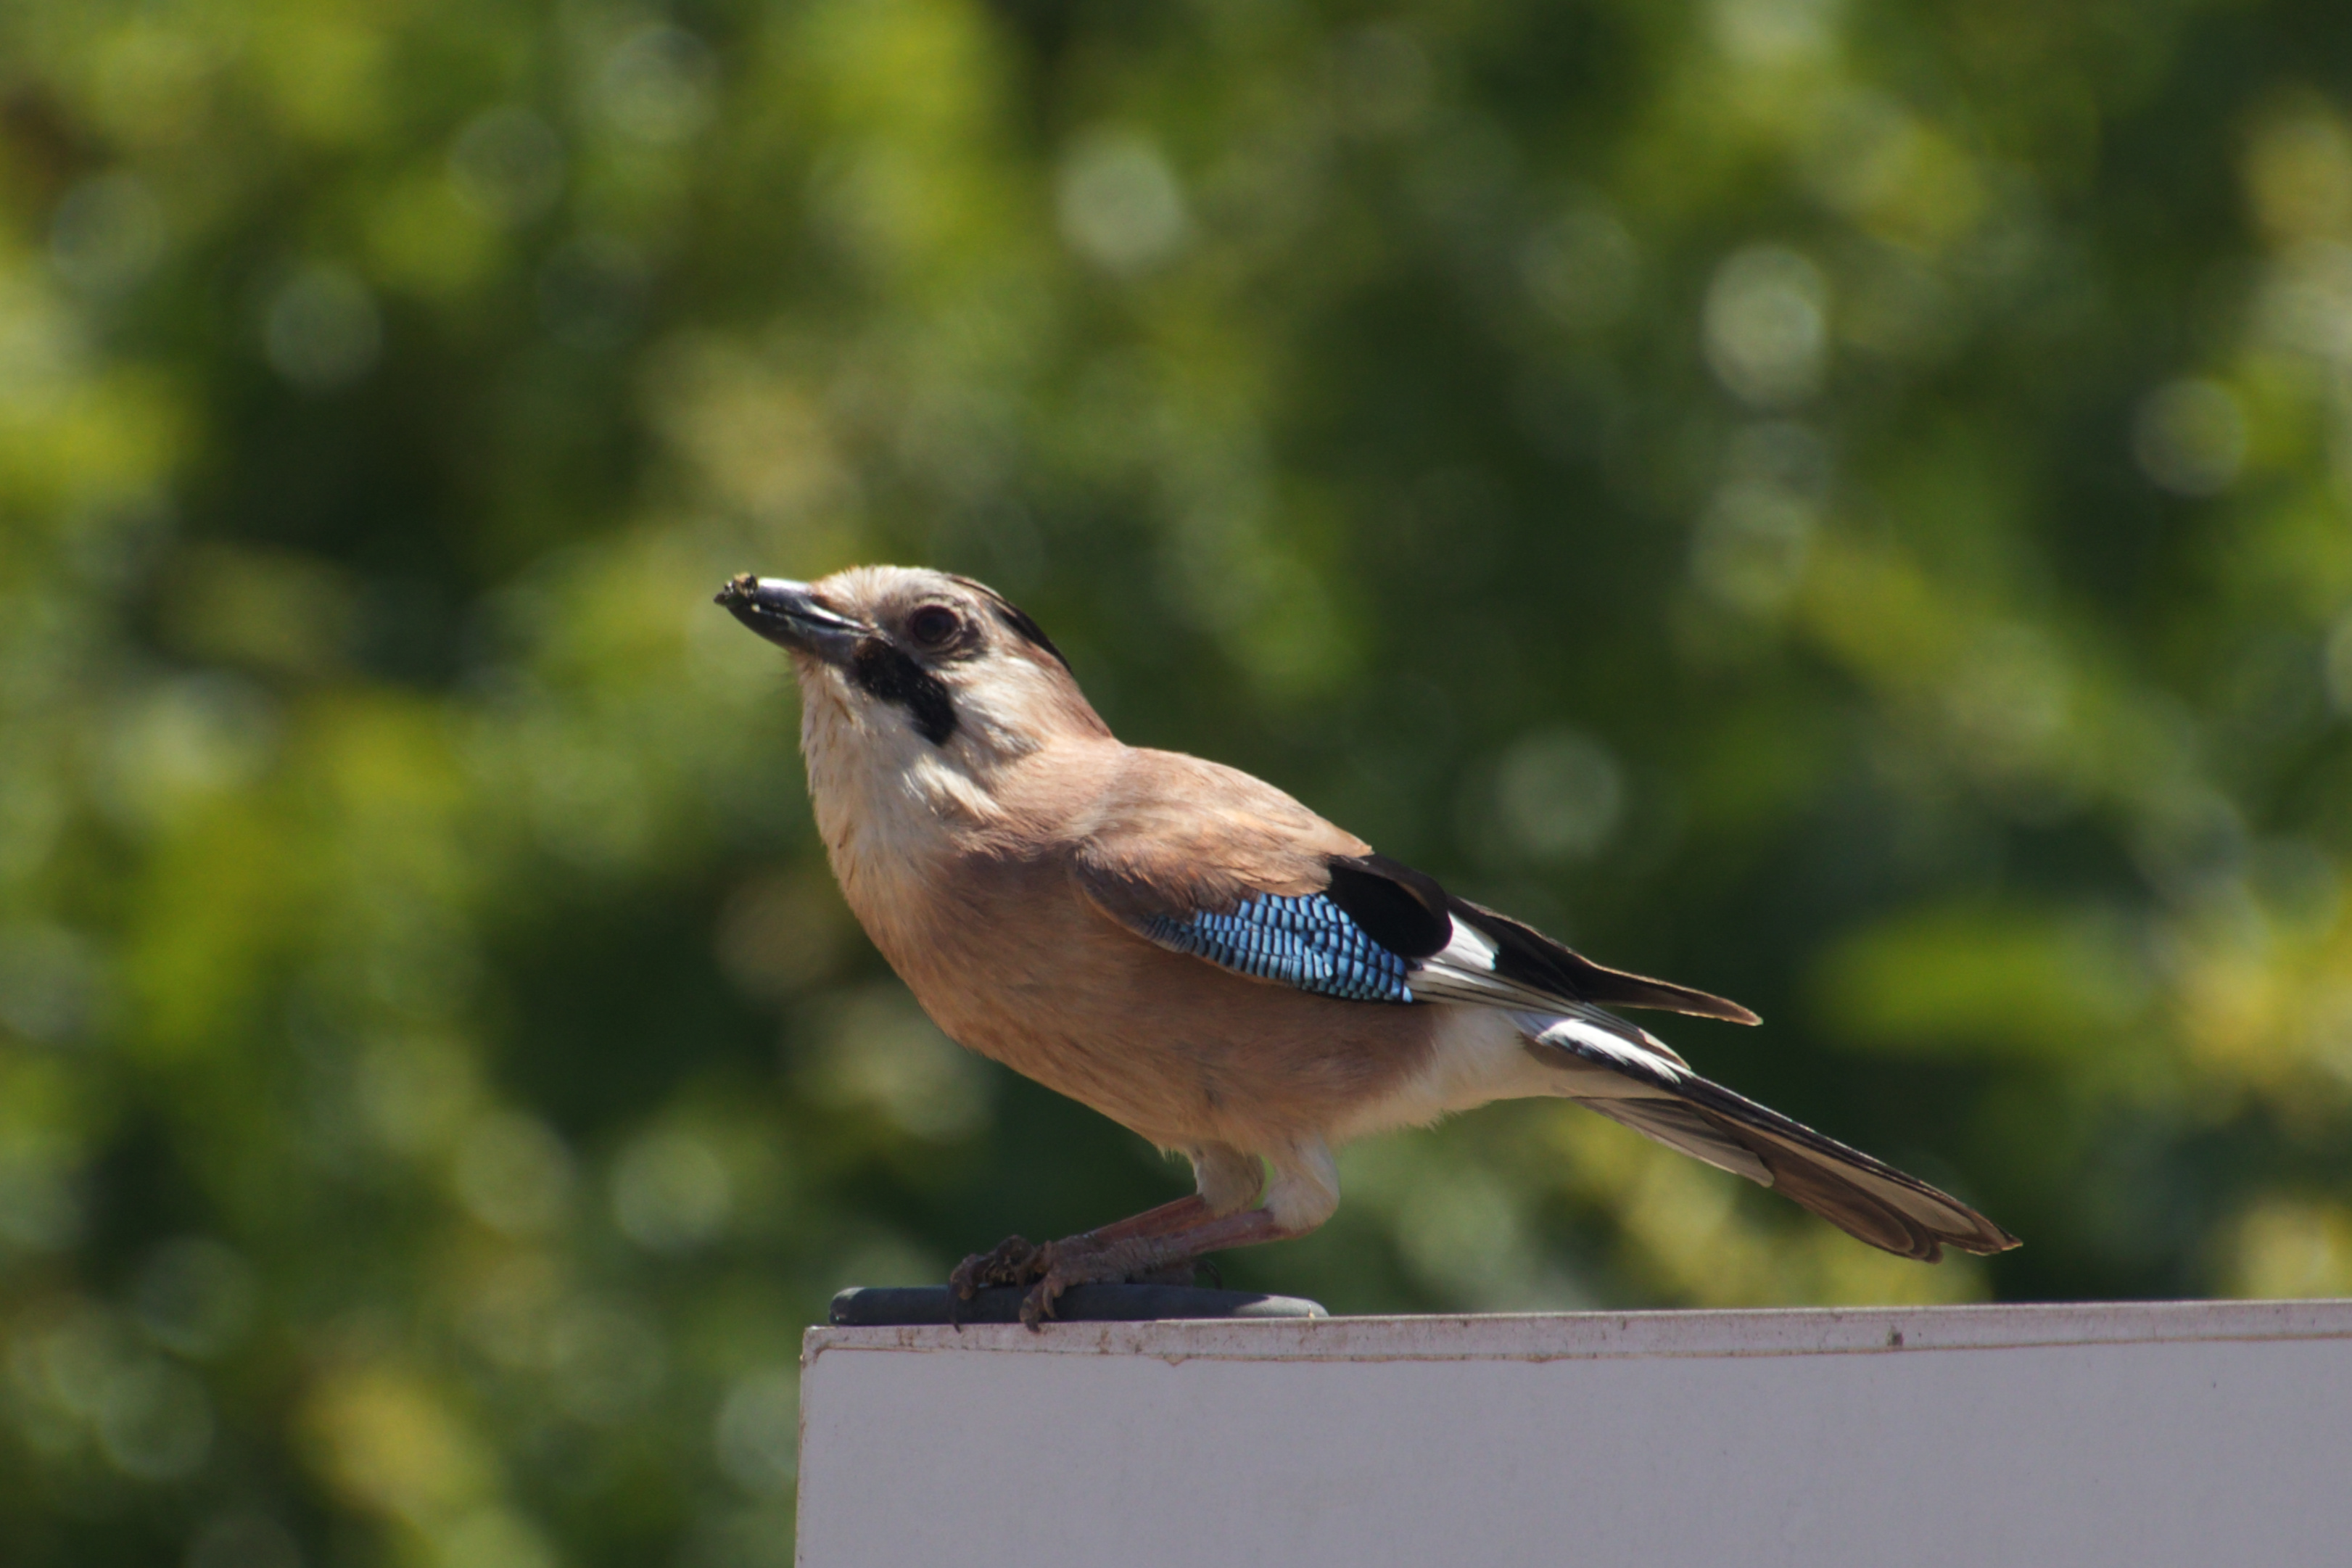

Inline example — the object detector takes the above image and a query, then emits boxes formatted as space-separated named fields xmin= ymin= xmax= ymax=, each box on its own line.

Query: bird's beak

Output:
xmin=715 ymin=574 xmax=868 ymax=664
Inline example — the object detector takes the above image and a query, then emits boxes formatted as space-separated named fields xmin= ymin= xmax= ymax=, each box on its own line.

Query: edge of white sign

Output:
xmin=802 ymin=1296 xmax=2352 ymax=1367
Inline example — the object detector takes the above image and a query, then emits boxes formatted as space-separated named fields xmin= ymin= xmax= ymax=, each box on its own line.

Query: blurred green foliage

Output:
xmin=7 ymin=0 xmax=2352 ymax=1560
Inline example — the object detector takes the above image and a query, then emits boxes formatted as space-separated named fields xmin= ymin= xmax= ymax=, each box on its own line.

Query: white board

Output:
xmin=797 ymin=1298 xmax=2352 ymax=1567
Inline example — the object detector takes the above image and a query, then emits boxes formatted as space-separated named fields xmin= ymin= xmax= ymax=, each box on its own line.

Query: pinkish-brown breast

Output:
xmin=872 ymin=845 xmax=1438 ymax=1155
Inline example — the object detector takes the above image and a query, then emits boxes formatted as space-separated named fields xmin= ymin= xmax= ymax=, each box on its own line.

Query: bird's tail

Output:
xmin=1524 ymin=1015 xmax=2018 ymax=1263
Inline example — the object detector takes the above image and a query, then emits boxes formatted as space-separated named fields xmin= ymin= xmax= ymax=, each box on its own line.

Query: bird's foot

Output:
xmin=947 ymin=1235 xmax=1047 ymax=1326
xmin=1016 ymin=1234 xmax=1168 ymax=1330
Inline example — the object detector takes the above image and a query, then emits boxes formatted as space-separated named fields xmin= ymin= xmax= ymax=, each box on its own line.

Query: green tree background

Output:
xmin=7 ymin=0 xmax=2352 ymax=1560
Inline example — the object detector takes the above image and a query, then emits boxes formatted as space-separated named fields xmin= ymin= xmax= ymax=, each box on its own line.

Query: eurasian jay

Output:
xmin=718 ymin=566 xmax=2018 ymax=1324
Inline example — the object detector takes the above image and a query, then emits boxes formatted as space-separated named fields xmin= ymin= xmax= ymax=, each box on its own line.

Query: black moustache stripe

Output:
xmin=851 ymin=640 xmax=958 ymax=745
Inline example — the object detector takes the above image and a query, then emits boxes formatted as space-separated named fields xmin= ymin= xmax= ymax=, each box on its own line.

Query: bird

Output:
xmin=717 ymin=565 xmax=2018 ymax=1324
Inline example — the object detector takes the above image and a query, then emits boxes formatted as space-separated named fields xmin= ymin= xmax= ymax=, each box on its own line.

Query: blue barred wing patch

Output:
xmin=1143 ymin=893 xmax=1414 ymax=1003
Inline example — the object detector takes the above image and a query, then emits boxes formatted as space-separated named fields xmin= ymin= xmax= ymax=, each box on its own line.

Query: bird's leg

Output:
xmin=946 ymin=1195 xmax=1213 ymax=1324
xmin=1086 ymin=1193 xmax=1212 ymax=1243
xmin=1019 ymin=1205 xmax=1303 ymax=1329
xmin=1082 ymin=1194 xmax=1217 ymax=1287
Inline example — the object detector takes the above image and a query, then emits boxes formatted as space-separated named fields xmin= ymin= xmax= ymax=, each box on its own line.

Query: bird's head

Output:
xmin=716 ymin=565 xmax=1107 ymax=767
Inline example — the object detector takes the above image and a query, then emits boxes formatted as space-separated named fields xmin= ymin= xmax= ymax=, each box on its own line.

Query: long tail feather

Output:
xmin=1523 ymin=1017 xmax=2018 ymax=1262
xmin=1667 ymin=1076 xmax=2019 ymax=1260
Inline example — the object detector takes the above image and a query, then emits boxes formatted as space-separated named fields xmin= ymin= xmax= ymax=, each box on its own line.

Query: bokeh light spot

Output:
xmin=611 ymin=1128 xmax=733 ymax=1252
xmin=447 ymin=107 xmax=566 ymax=226
xmin=1057 ymin=129 xmax=1190 ymax=274
xmin=2132 ymin=378 xmax=2248 ymax=496
xmin=1704 ymin=246 xmax=1830 ymax=406
xmin=713 ymin=1368 xmax=799 ymax=1495
xmin=262 ymin=265 xmax=382 ymax=391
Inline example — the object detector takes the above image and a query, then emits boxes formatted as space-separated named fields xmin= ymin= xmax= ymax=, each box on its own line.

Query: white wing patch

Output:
xmin=1405 ymin=915 xmax=1694 ymax=1072
xmin=1435 ymin=918 xmax=1497 ymax=970
xmin=1403 ymin=915 xmax=1548 ymax=1007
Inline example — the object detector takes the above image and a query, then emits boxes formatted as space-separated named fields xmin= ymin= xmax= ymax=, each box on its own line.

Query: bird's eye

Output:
xmin=907 ymin=605 xmax=962 ymax=648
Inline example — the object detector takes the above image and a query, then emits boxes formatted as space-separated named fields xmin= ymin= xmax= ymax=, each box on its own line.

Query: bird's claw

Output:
xmin=946 ymin=1235 xmax=1047 ymax=1326
xmin=954 ymin=1231 xmax=1195 ymax=1329
xmin=1012 ymin=1234 xmax=1164 ymax=1330
xmin=1018 ymin=1252 xmax=1070 ymax=1330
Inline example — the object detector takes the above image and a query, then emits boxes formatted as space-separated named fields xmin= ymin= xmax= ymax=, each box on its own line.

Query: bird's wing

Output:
xmin=1069 ymin=748 xmax=2017 ymax=1262
xmin=1068 ymin=751 xmax=1424 ymax=1004
xmin=1070 ymin=749 xmax=1757 ymax=1043
xmin=1520 ymin=1014 xmax=2020 ymax=1260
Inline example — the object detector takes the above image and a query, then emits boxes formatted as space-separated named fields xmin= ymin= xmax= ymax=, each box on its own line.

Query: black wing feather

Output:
xmin=1321 ymin=851 xmax=1759 ymax=1025
xmin=1322 ymin=854 xmax=1451 ymax=958
xmin=1450 ymin=897 xmax=1761 ymax=1025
